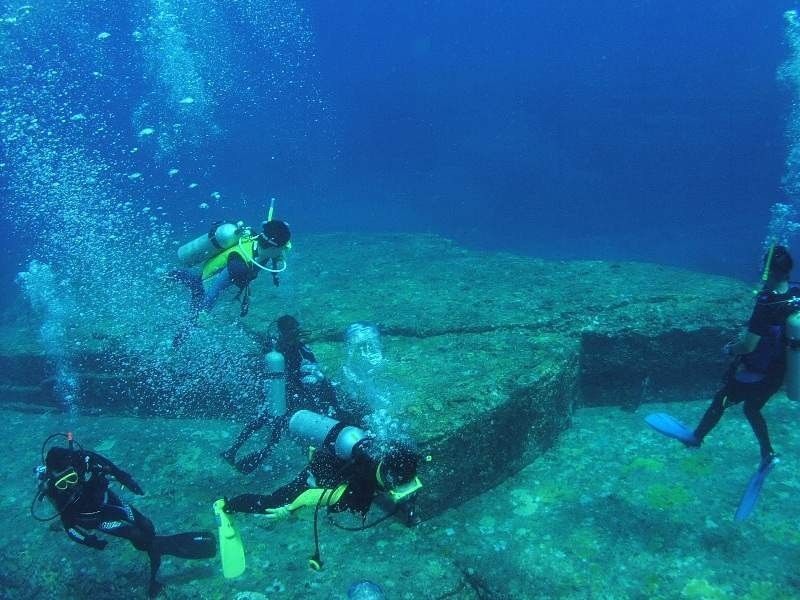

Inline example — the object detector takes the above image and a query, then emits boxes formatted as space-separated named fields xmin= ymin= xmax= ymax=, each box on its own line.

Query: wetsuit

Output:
xmin=226 ymin=440 xmax=379 ymax=516
xmin=43 ymin=448 xmax=164 ymax=596
xmin=43 ymin=447 xmax=214 ymax=598
xmin=694 ymin=286 xmax=800 ymax=460
xmin=223 ymin=339 xmax=345 ymax=473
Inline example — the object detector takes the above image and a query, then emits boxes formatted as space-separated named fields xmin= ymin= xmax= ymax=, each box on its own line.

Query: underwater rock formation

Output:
xmin=0 ymin=234 xmax=750 ymax=514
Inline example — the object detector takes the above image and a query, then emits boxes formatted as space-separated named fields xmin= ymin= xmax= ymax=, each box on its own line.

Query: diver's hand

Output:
xmin=264 ymin=505 xmax=291 ymax=521
xmin=117 ymin=472 xmax=144 ymax=495
xmin=86 ymin=535 xmax=108 ymax=550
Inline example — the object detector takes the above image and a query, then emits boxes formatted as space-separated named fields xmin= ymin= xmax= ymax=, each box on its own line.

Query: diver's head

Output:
xmin=377 ymin=444 xmax=422 ymax=503
xmin=45 ymin=447 xmax=81 ymax=492
xmin=376 ymin=444 xmax=419 ymax=489
xmin=277 ymin=314 xmax=300 ymax=337
xmin=273 ymin=314 xmax=308 ymax=351
xmin=767 ymin=245 xmax=793 ymax=281
xmin=261 ymin=220 xmax=291 ymax=248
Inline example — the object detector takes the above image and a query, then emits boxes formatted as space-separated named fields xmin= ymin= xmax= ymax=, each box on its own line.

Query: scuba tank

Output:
xmin=264 ymin=347 xmax=287 ymax=416
xmin=785 ymin=312 xmax=800 ymax=401
xmin=177 ymin=222 xmax=243 ymax=266
xmin=288 ymin=410 xmax=366 ymax=460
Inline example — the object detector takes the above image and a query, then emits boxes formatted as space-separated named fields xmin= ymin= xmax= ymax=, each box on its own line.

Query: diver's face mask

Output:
xmin=52 ymin=467 xmax=79 ymax=490
xmin=375 ymin=461 xmax=423 ymax=503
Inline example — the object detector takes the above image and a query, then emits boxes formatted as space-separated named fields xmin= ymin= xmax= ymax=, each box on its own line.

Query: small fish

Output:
xmin=132 ymin=30 xmax=143 ymax=41
xmin=199 ymin=202 xmax=209 ymax=209
xmin=138 ymin=127 xmax=155 ymax=137
xmin=210 ymin=191 xmax=221 ymax=200
xmin=168 ymin=168 xmax=179 ymax=177
xmin=70 ymin=113 xmax=86 ymax=121
xmin=178 ymin=96 xmax=194 ymax=105
xmin=97 ymin=32 xmax=111 ymax=40
xmin=127 ymin=172 xmax=142 ymax=180
xmin=188 ymin=183 xmax=199 ymax=189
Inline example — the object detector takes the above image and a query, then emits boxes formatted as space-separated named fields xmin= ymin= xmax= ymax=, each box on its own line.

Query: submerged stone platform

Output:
xmin=0 ymin=234 xmax=751 ymax=515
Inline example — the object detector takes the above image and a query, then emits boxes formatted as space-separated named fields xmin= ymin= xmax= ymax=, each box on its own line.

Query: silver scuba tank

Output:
xmin=177 ymin=222 xmax=241 ymax=266
xmin=288 ymin=410 xmax=366 ymax=460
xmin=264 ymin=348 xmax=286 ymax=416
xmin=785 ymin=312 xmax=800 ymax=401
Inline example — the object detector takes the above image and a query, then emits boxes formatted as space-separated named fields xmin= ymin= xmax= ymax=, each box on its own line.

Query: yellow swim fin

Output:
xmin=213 ymin=499 xmax=246 ymax=578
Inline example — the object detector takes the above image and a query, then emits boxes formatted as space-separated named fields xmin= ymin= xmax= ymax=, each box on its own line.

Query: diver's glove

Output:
xmin=264 ymin=505 xmax=292 ymax=522
xmin=117 ymin=472 xmax=144 ymax=495
xmin=85 ymin=535 xmax=108 ymax=550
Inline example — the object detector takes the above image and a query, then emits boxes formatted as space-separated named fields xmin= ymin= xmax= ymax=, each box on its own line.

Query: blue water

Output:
xmin=0 ymin=1 xmax=797 ymax=292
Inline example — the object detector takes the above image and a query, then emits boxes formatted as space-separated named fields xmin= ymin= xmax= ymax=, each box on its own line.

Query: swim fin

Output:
xmin=644 ymin=413 xmax=699 ymax=446
xmin=152 ymin=532 xmax=217 ymax=559
xmin=734 ymin=457 xmax=777 ymax=521
xmin=213 ymin=499 xmax=246 ymax=578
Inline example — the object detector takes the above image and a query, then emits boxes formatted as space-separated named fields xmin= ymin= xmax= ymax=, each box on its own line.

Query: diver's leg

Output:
xmin=233 ymin=416 xmax=287 ymax=474
xmin=222 ymin=411 xmax=273 ymax=464
xmin=169 ymin=269 xmax=206 ymax=347
xmin=202 ymin=268 xmax=234 ymax=311
xmin=693 ymin=386 xmax=733 ymax=443
xmin=100 ymin=494 xmax=162 ymax=596
xmin=226 ymin=473 xmax=309 ymax=513
xmin=742 ymin=382 xmax=778 ymax=462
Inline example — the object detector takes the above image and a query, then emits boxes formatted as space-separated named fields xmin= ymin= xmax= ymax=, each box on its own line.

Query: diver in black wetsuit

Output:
xmin=34 ymin=436 xmax=215 ymax=598
xmin=692 ymin=245 xmax=800 ymax=466
xmin=221 ymin=410 xmax=422 ymax=568
xmin=221 ymin=315 xmax=347 ymax=474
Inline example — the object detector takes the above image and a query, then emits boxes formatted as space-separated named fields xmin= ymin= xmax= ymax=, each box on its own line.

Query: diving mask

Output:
xmin=53 ymin=467 xmax=79 ymax=490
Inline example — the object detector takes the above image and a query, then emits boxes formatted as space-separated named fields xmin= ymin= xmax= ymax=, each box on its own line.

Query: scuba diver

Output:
xmin=170 ymin=200 xmax=292 ymax=347
xmin=220 ymin=314 xmax=348 ymax=474
xmin=646 ymin=244 xmax=800 ymax=519
xmin=215 ymin=409 xmax=423 ymax=574
xmin=31 ymin=433 xmax=216 ymax=597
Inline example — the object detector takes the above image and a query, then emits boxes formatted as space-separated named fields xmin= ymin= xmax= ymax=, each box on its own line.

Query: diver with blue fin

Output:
xmin=215 ymin=410 xmax=423 ymax=574
xmin=646 ymin=244 xmax=800 ymax=519
xmin=169 ymin=198 xmax=292 ymax=347
xmin=31 ymin=432 xmax=216 ymax=597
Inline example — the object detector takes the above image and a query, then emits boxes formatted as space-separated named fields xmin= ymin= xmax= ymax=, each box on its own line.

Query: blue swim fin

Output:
xmin=645 ymin=413 xmax=699 ymax=446
xmin=734 ymin=458 xmax=777 ymax=521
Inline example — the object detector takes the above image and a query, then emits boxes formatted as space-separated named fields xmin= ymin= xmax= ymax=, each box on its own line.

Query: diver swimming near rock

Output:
xmin=31 ymin=432 xmax=216 ymax=597
xmin=169 ymin=198 xmax=291 ymax=347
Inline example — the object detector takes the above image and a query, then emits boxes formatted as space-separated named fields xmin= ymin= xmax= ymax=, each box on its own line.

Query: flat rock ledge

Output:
xmin=0 ymin=234 xmax=751 ymax=515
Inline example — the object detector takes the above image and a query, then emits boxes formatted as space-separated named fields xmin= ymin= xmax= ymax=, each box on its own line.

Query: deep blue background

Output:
xmin=220 ymin=1 xmax=794 ymax=280
xmin=2 ymin=1 xmax=798 ymax=296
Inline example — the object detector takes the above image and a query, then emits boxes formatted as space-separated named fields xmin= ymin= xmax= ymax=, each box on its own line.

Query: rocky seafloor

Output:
xmin=0 ymin=234 xmax=753 ymax=519
xmin=4 ymin=393 xmax=799 ymax=599
xmin=2 ymin=234 xmax=796 ymax=598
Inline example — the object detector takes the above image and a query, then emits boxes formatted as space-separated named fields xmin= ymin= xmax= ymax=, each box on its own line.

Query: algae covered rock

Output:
xmin=0 ymin=234 xmax=751 ymax=514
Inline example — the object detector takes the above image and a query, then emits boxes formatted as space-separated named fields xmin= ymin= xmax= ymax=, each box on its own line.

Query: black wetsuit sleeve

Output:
xmin=84 ymin=451 xmax=143 ymax=495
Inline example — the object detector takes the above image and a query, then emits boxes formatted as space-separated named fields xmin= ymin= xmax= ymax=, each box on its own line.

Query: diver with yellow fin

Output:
xmin=646 ymin=244 xmax=800 ymax=520
xmin=214 ymin=409 xmax=423 ymax=573
xmin=169 ymin=198 xmax=292 ymax=347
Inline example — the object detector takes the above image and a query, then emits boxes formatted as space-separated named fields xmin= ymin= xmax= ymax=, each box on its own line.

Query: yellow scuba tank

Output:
xmin=785 ymin=312 xmax=800 ymax=401
xmin=288 ymin=410 xmax=366 ymax=460
xmin=177 ymin=222 xmax=242 ymax=266
xmin=264 ymin=347 xmax=286 ymax=416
